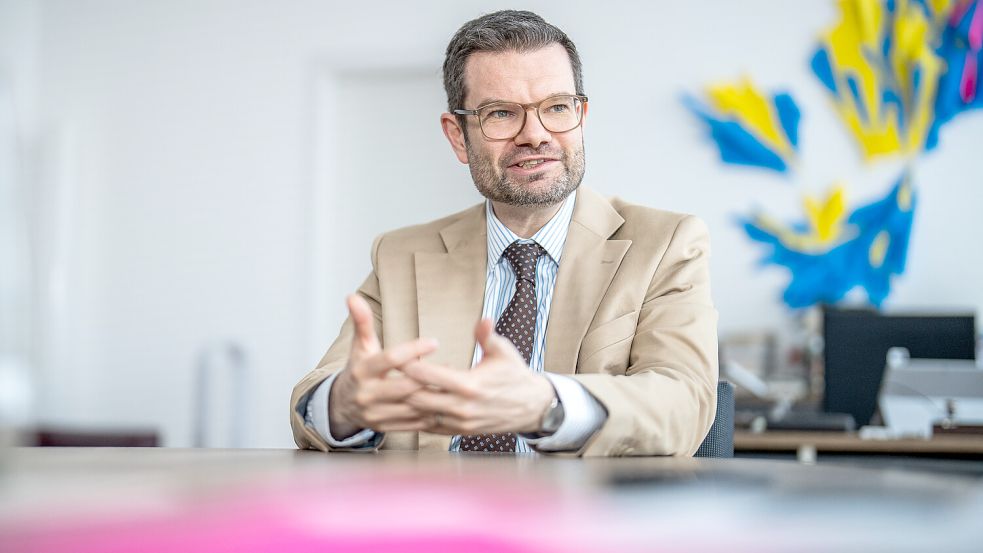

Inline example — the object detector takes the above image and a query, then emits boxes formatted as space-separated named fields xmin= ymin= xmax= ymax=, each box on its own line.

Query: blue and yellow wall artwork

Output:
xmin=686 ymin=0 xmax=980 ymax=310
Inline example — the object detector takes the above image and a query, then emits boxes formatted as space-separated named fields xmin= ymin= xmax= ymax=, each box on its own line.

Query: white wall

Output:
xmin=0 ymin=0 xmax=40 ymax=433
xmin=2 ymin=0 xmax=981 ymax=447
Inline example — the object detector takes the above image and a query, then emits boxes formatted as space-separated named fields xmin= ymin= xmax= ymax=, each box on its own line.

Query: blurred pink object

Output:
xmin=955 ymin=0 xmax=983 ymax=103
xmin=962 ymin=54 xmax=978 ymax=103
xmin=1 ymin=472 xmax=625 ymax=553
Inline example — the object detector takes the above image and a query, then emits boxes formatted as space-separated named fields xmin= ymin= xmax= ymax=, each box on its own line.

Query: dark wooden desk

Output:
xmin=2 ymin=447 xmax=982 ymax=552
xmin=735 ymin=430 xmax=983 ymax=459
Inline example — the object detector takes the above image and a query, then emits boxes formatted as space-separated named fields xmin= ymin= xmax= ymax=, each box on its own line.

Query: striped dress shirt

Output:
xmin=306 ymin=190 xmax=607 ymax=452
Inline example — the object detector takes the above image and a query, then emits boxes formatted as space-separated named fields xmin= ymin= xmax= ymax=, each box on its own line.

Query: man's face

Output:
xmin=450 ymin=44 xmax=586 ymax=207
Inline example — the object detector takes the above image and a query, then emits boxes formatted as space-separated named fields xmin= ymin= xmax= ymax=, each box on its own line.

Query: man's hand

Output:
xmin=328 ymin=295 xmax=438 ymax=439
xmin=402 ymin=318 xmax=555 ymax=435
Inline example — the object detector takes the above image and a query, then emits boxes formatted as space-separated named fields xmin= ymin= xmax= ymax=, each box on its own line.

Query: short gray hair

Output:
xmin=442 ymin=10 xmax=584 ymax=115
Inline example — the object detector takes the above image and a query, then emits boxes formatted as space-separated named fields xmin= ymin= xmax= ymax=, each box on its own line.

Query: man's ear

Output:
xmin=440 ymin=113 xmax=470 ymax=164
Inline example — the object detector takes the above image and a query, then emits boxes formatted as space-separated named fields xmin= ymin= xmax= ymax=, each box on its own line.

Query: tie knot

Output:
xmin=502 ymin=241 xmax=546 ymax=281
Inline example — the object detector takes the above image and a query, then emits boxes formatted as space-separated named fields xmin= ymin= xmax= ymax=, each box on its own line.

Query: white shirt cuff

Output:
xmin=524 ymin=373 xmax=607 ymax=452
xmin=304 ymin=370 xmax=379 ymax=448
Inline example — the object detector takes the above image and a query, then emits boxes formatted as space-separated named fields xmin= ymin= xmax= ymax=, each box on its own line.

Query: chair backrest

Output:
xmin=694 ymin=380 xmax=734 ymax=458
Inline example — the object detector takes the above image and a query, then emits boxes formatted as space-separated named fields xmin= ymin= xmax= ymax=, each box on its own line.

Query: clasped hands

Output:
xmin=328 ymin=295 xmax=556 ymax=440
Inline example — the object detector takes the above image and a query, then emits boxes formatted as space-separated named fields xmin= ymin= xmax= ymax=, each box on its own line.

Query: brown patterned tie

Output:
xmin=460 ymin=241 xmax=547 ymax=453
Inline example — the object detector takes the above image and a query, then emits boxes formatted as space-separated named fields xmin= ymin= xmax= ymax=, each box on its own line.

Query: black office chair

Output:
xmin=694 ymin=380 xmax=734 ymax=458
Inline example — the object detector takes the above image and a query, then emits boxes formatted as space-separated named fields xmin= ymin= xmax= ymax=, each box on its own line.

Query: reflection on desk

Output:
xmin=1 ymin=447 xmax=982 ymax=552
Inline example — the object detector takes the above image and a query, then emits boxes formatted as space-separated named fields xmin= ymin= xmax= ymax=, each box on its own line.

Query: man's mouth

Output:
xmin=510 ymin=158 xmax=558 ymax=170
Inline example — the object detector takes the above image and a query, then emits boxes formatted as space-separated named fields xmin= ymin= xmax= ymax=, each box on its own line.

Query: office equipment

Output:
xmin=734 ymin=429 xmax=983 ymax=459
xmin=822 ymin=307 xmax=976 ymax=426
xmin=879 ymin=350 xmax=983 ymax=438
xmin=764 ymin=411 xmax=856 ymax=432
xmin=725 ymin=358 xmax=856 ymax=432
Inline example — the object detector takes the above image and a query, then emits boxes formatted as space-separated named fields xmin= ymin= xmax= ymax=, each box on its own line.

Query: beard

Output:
xmin=465 ymin=135 xmax=585 ymax=207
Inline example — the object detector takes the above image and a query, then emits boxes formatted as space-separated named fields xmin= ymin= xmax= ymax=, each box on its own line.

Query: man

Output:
xmin=290 ymin=10 xmax=717 ymax=457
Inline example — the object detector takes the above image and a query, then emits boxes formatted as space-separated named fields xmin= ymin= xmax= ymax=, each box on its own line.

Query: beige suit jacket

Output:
xmin=290 ymin=186 xmax=718 ymax=457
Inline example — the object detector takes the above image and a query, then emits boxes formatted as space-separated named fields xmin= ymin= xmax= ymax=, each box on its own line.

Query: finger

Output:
xmin=474 ymin=318 xmax=494 ymax=350
xmin=400 ymin=359 xmax=475 ymax=396
xmin=362 ymin=403 xmax=424 ymax=426
xmin=374 ymin=417 xmax=440 ymax=433
xmin=362 ymin=338 xmax=439 ymax=376
xmin=474 ymin=318 xmax=524 ymax=362
xmin=419 ymin=412 xmax=460 ymax=435
xmin=423 ymin=420 xmax=460 ymax=435
xmin=365 ymin=374 xmax=425 ymax=401
xmin=405 ymin=388 xmax=468 ymax=416
xmin=423 ymin=413 xmax=490 ymax=435
xmin=348 ymin=294 xmax=381 ymax=353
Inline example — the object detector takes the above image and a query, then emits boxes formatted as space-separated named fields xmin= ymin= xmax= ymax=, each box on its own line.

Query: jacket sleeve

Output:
xmin=570 ymin=215 xmax=719 ymax=457
xmin=289 ymin=235 xmax=386 ymax=452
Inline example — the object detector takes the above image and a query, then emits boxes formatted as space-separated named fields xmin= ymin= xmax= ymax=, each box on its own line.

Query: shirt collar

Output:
xmin=485 ymin=189 xmax=577 ymax=269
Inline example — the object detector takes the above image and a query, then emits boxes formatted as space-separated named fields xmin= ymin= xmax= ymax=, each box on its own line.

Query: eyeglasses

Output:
xmin=453 ymin=94 xmax=588 ymax=141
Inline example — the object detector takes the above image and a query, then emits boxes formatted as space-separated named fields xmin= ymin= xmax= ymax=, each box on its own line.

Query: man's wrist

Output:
xmin=523 ymin=374 xmax=605 ymax=451
xmin=328 ymin=370 xmax=361 ymax=440
xmin=524 ymin=377 xmax=563 ymax=437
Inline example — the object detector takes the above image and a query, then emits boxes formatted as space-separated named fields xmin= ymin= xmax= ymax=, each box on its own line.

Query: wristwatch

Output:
xmin=529 ymin=392 xmax=565 ymax=438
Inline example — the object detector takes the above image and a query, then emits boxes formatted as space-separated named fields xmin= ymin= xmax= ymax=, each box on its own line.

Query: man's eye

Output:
xmin=545 ymin=103 xmax=570 ymax=113
xmin=487 ymin=109 xmax=515 ymax=119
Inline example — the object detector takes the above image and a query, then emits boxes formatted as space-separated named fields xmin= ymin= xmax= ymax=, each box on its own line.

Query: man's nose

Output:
xmin=513 ymin=108 xmax=552 ymax=149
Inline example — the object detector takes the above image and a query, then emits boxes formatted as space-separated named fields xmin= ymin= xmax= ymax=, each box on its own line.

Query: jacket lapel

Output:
xmin=414 ymin=204 xmax=487 ymax=451
xmin=544 ymin=187 xmax=631 ymax=375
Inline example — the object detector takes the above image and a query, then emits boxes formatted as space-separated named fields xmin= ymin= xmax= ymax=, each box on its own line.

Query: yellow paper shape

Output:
xmin=706 ymin=77 xmax=795 ymax=159
xmin=804 ymin=185 xmax=848 ymax=243
xmin=817 ymin=0 xmax=944 ymax=159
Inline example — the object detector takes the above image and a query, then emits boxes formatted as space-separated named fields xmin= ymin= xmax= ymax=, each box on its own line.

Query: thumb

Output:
xmin=474 ymin=318 xmax=494 ymax=351
xmin=474 ymin=318 xmax=521 ymax=361
xmin=348 ymin=294 xmax=381 ymax=353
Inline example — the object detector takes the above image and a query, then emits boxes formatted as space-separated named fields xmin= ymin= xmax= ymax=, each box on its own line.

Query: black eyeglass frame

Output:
xmin=453 ymin=94 xmax=589 ymax=141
